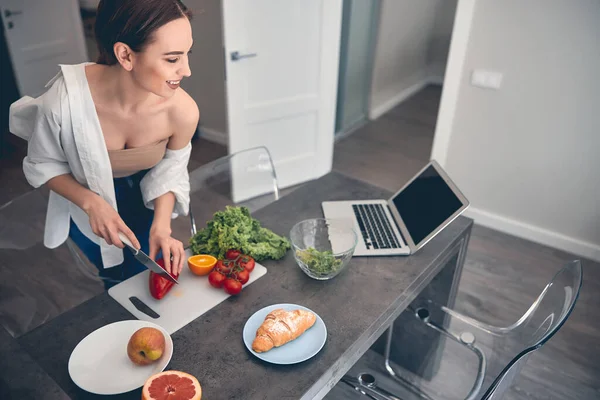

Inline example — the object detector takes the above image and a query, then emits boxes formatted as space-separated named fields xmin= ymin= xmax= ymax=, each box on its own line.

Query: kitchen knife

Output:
xmin=117 ymin=233 xmax=179 ymax=284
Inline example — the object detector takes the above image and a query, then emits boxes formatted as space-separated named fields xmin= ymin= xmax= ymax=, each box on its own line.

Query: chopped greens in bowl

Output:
xmin=290 ymin=218 xmax=357 ymax=280
xmin=295 ymin=247 xmax=343 ymax=277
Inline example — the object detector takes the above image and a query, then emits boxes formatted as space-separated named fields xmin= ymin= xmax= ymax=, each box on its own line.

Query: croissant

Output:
xmin=252 ymin=308 xmax=317 ymax=353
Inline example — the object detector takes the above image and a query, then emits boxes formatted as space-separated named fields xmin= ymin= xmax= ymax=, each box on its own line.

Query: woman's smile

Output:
xmin=166 ymin=79 xmax=181 ymax=89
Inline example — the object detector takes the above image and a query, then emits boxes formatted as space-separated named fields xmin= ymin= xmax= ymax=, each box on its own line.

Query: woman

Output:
xmin=9 ymin=0 xmax=198 ymax=288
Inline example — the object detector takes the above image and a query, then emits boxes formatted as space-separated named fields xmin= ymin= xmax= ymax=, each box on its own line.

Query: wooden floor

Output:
xmin=1 ymin=85 xmax=598 ymax=399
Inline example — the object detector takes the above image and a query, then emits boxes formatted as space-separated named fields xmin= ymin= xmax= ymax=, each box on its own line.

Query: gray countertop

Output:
xmin=12 ymin=172 xmax=472 ymax=399
xmin=1 ymin=326 xmax=69 ymax=400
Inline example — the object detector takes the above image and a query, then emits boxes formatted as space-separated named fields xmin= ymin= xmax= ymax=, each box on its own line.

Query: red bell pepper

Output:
xmin=148 ymin=258 xmax=179 ymax=300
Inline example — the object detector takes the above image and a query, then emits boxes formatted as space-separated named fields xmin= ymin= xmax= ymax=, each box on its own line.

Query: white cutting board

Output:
xmin=108 ymin=249 xmax=267 ymax=334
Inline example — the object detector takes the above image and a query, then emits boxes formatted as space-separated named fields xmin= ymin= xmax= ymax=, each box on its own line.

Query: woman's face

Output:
xmin=131 ymin=17 xmax=193 ymax=98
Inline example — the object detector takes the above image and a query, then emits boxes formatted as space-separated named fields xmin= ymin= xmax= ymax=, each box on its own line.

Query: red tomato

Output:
xmin=231 ymin=269 xmax=249 ymax=285
xmin=223 ymin=278 xmax=243 ymax=295
xmin=237 ymin=255 xmax=255 ymax=273
xmin=225 ymin=249 xmax=241 ymax=260
xmin=208 ymin=271 xmax=227 ymax=288
xmin=214 ymin=259 xmax=234 ymax=276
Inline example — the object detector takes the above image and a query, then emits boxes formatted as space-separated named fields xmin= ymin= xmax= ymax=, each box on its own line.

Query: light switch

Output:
xmin=471 ymin=70 xmax=503 ymax=90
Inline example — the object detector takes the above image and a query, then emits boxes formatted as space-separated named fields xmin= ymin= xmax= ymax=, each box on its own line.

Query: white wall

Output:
xmin=368 ymin=0 xmax=455 ymax=119
xmin=428 ymin=0 xmax=457 ymax=77
xmin=181 ymin=0 xmax=228 ymax=144
xmin=432 ymin=0 xmax=600 ymax=262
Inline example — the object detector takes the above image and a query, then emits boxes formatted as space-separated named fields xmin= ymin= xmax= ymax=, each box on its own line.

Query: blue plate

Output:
xmin=243 ymin=303 xmax=327 ymax=364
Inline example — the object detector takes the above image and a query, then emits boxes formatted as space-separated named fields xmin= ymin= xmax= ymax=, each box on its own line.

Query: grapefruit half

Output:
xmin=142 ymin=370 xmax=201 ymax=400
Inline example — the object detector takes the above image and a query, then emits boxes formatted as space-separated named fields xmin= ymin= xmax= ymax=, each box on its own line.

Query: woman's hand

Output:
xmin=149 ymin=225 xmax=185 ymax=276
xmin=85 ymin=195 xmax=140 ymax=249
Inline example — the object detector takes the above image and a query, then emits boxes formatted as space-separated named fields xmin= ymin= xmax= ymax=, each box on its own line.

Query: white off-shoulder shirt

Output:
xmin=9 ymin=63 xmax=191 ymax=269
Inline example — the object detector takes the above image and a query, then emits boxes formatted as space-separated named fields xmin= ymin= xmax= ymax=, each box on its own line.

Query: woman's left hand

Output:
xmin=149 ymin=226 xmax=185 ymax=276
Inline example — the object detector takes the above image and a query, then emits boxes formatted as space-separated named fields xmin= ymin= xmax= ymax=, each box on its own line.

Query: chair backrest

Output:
xmin=512 ymin=259 xmax=583 ymax=347
xmin=182 ymin=146 xmax=280 ymax=237
xmin=481 ymin=260 xmax=583 ymax=399
xmin=0 ymin=188 xmax=104 ymax=336
xmin=1 ymin=186 xmax=117 ymax=283
xmin=0 ymin=188 xmax=48 ymax=250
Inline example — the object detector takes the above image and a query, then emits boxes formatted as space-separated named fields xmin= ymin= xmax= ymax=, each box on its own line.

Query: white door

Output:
xmin=0 ymin=0 xmax=89 ymax=97
xmin=222 ymin=0 xmax=343 ymax=190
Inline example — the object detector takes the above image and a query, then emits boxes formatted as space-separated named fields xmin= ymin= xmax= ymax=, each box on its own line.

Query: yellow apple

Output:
xmin=127 ymin=327 xmax=165 ymax=365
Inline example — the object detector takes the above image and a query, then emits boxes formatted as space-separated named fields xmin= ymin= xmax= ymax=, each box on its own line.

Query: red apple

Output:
xmin=127 ymin=327 xmax=165 ymax=365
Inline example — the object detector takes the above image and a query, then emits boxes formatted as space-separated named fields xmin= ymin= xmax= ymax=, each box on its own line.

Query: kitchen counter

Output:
xmin=9 ymin=172 xmax=473 ymax=399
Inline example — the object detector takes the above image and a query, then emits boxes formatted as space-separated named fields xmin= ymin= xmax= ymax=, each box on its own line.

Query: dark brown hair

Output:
xmin=94 ymin=0 xmax=192 ymax=65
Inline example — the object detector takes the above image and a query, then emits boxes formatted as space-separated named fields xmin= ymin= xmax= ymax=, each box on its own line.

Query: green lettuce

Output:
xmin=189 ymin=206 xmax=290 ymax=261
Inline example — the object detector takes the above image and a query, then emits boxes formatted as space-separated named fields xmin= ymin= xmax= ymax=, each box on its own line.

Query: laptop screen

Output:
xmin=391 ymin=165 xmax=464 ymax=246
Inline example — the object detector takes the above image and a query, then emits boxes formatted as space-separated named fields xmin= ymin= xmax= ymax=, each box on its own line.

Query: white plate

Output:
xmin=243 ymin=303 xmax=327 ymax=364
xmin=68 ymin=320 xmax=173 ymax=395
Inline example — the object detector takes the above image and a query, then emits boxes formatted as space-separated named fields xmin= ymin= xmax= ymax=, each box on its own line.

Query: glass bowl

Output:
xmin=289 ymin=218 xmax=358 ymax=280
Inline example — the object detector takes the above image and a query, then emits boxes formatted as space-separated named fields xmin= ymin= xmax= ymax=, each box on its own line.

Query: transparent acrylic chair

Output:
xmin=0 ymin=188 xmax=104 ymax=336
xmin=371 ymin=259 xmax=583 ymax=400
xmin=0 ymin=188 xmax=49 ymax=252
xmin=170 ymin=145 xmax=281 ymax=242
xmin=0 ymin=185 xmax=133 ymax=288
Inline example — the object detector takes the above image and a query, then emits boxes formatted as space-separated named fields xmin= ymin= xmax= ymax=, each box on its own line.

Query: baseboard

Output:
xmin=464 ymin=207 xmax=600 ymax=263
xmin=335 ymin=119 xmax=368 ymax=142
xmin=369 ymin=75 xmax=445 ymax=120
xmin=198 ymin=127 xmax=228 ymax=146
xmin=428 ymin=76 xmax=445 ymax=86
xmin=427 ymin=62 xmax=446 ymax=84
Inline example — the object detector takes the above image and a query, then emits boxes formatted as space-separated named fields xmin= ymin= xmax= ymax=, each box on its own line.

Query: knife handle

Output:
xmin=118 ymin=232 xmax=138 ymax=253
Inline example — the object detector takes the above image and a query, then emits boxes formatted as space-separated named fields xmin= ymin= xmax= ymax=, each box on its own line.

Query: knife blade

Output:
xmin=117 ymin=233 xmax=179 ymax=284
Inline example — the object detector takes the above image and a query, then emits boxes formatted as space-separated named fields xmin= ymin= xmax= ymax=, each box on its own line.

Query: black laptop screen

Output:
xmin=391 ymin=165 xmax=464 ymax=246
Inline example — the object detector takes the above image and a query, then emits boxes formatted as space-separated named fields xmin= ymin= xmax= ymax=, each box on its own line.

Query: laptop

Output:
xmin=321 ymin=160 xmax=469 ymax=256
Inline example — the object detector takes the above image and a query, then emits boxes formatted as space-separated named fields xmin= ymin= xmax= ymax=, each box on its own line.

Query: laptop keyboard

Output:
xmin=352 ymin=204 xmax=401 ymax=250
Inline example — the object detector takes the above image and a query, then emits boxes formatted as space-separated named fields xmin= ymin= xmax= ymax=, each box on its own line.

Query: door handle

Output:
xmin=4 ymin=9 xmax=23 ymax=18
xmin=230 ymin=51 xmax=257 ymax=62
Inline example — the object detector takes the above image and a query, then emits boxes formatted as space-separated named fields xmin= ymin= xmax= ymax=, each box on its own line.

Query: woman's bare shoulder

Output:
xmin=167 ymin=88 xmax=199 ymax=148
